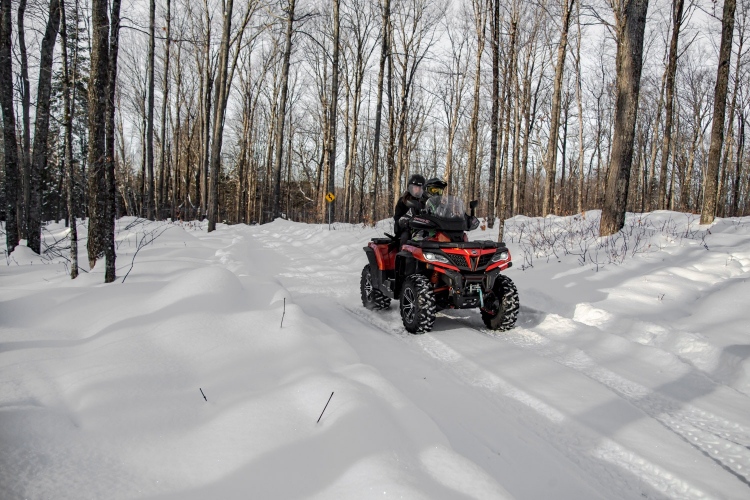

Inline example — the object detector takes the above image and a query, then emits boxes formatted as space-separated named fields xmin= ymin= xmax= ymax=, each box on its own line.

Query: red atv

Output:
xmin=361 ymin=195 xmax=518 ymax=333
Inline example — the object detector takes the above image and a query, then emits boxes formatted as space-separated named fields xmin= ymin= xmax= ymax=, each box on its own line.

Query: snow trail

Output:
xmin=246 ymin=217 xmax=750 ymax=499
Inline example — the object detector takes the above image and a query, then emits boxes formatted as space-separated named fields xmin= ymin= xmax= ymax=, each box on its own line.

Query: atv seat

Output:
xmin=371 ymin=237 xmax=396 ymax=245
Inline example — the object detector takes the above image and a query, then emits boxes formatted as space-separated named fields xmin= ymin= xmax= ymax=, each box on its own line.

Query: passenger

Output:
xmin=394 ymin=174 xmax=426 ymax=246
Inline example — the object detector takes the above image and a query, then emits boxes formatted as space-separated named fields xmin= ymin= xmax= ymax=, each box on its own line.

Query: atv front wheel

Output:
xmin=481 ymin=274 xmax=519 ymax=331
xmin=400 ymin=275 xmax=436 ymax=334
xmin=360 ymin=265 xmax=391 ymax=310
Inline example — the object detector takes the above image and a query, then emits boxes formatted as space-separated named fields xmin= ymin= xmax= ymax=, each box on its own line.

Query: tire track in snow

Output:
xmin=340 ymin=303 xmax=712 ymax=500
xmin=461 ymin=315 xmax=750 ymax=489
xmin=248 ymin=223 xmax=747 ymax=497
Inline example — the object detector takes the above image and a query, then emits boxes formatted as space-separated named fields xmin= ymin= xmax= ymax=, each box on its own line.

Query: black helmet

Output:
xmin=407 ymin=174 xmax=426 ymax=197
xmin=407 ymin=174 xmax=425 ymax=187
xmin=424 ymin=177 xmax=447 ymax=197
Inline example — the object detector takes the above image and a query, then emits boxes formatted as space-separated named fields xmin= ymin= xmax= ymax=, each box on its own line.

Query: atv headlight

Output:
xmin=491 ymin=250 xmax=509 ymax=262
xmin=423 ymin=252 xmax=450 ymax=264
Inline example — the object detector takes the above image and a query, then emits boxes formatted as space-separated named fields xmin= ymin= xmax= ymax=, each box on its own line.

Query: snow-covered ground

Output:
xmin=2 ymin=211 xmax=750 ymax=499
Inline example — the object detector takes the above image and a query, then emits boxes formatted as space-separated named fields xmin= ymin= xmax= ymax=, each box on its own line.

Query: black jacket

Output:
xmin=393 ymin=192 xmax=421 ymax=235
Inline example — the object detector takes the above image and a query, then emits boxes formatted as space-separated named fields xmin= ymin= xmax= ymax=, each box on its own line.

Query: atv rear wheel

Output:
xmin=481 ymin=274 xmax=519 ymax=331
xmin=360 ymin=265 xmax=391 ymax=310
xmin=400 ymin=275 xmax=436 ymax=334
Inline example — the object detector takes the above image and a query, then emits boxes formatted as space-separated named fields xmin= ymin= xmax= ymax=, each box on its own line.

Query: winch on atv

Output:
xmin=360 ymin=195 xmax=519 ymax=333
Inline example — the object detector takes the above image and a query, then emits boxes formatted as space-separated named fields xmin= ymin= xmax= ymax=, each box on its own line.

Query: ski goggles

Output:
xmin=425 ymin=185 xmax=444 ymax=196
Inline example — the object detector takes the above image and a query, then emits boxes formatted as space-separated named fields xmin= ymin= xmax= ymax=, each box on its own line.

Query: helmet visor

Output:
xmin=408 ymin=183 xmax=423 ymax=197
xmin=426 ymin=185 xmax=444 ymax=196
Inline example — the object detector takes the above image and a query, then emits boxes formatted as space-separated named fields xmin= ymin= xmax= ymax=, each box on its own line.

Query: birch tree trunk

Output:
xmin=60 ymin=0 xmax=78 ymax=278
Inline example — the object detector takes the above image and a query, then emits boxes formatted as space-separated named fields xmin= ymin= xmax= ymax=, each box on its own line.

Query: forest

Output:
xmin=0 ymin=0 xmax=747 ymax=282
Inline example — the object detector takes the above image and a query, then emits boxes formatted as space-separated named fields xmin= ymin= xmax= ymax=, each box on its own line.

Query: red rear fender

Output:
xmin=369 ymin=242 xmax=397 ymax=270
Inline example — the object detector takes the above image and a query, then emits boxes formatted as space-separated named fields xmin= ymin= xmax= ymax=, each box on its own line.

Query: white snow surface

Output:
xmin=2 ymin=211 xmax=750 ymax=499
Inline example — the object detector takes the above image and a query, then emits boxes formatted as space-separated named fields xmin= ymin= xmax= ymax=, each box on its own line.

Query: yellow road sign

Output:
xmin=325 ymin=192 xmax=335 ymax=203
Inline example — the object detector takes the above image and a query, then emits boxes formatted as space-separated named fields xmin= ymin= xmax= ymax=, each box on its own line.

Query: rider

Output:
xmin=394 ymin=173 xmax=425 ymax=245
xmin=422 ymin=177 xmax=480 ymax=231
xmin=421 ymin=177 xmax=447 ymax=203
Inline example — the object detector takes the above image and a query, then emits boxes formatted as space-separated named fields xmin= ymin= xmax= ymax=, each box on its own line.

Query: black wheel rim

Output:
xmin=483 ymin=294 xmax=500 ymax=315
xmin=402 ymin=287 xmax=416 ymax=323
xmin=364 ymin=272 xmax=373 ymax=301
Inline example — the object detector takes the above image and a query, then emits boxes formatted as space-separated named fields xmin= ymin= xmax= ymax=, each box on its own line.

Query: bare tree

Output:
xmin=543 ymin=0 xmax=575 ymax=216
xmin=466 ymin=0 xmax=487 ymax=202
xmin=702 ymin=0 xmax=737 ymax=224
xmin=439 ymin=11 xmax=469 ymax=197
xmin=326 ymin=0 xmax=341 ymax=222
xmin=87 ymin=0 xmax=111 ymax=269
xmin=0 ymin=0 xmax=20 ymax=252
xmin=207 ymin=0 xmax=234 ymax=232
xmin=17 ymin=0 xmax=30 ymax=240
xmin=600 ymin=0 xmax=650 ymax=236
xmin=370 ymin=0 xmax=391 ymax=223
xmin=28 ymin=0 xmax=62 ymax=254
xmin=60 ymin=0 xmax=78 ymax=278
xmin=159 ymin=0 xmax=172 ymax=218
xmin=272 ymin=0 xmax=296 ymax=218
xmin=146 ymin=0 xmax=156 ymax=219
xmin=656 ymin=0 xmax=686 ymax=210
xmin=104 ymin=0 xmax=122 ymax=282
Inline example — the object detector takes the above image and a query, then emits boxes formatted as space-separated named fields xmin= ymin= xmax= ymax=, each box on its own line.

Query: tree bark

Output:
xmin=326 ymin=0 xmax=341 ymax=222
xmin=701 ymin=0 xmax=736 ymax=224
xmin=17 ymin=0 xmax=30 ymax=240
xmin=272 ymin=0 xmax=296 ymax=218
xmin=656 ymin=0 xmax=685 ymax=210
xmin=87 ymin=0 xmax=110 ymax=268
xmin=646 ymin=69 xmax=666 ymax=211
xmin=600 ymin=0 xmax=649 ymax=236
xmin=575 ymin=0 xmax=585 ymax=214
xmin=487 ymin=0 xmax=500 ymax=227
xmin=28 ymin=0 xmax=62 ymax=254
xmin=0 ymin=0 xmax=20 ymax=252
xmin=159 ymin=0 xmax=172 ymax=219
xmin=543 ymin=0 xmax=574 ymax=216
xmin=104 ymin=0 xmax=121 ymax=282
xmin=467 ymin=0 xmax=486 ymax=202
xmin=371 ymin=0 xmax=390 ymax=223
xmin=146 ymin=0 xmax=156 ymax=219
xmin=208 ymin=0 xmax=234 ymax=232
xmin=60 ymin=0 xmax=78 ymax=278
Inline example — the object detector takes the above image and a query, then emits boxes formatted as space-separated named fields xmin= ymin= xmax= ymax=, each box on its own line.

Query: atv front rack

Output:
xmin=406 ymin=239 xmax=503 ymax=250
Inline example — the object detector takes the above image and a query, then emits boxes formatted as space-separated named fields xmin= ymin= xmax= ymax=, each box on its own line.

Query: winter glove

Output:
xmin=468 ymin=216 xmax=480 ymax=231
xmin=398 ymin=216 xmax=411 ymax=229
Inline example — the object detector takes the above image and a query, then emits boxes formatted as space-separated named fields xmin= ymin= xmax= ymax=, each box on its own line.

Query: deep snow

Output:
xmin=1 ymin=211 xmax=750 ymax=499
